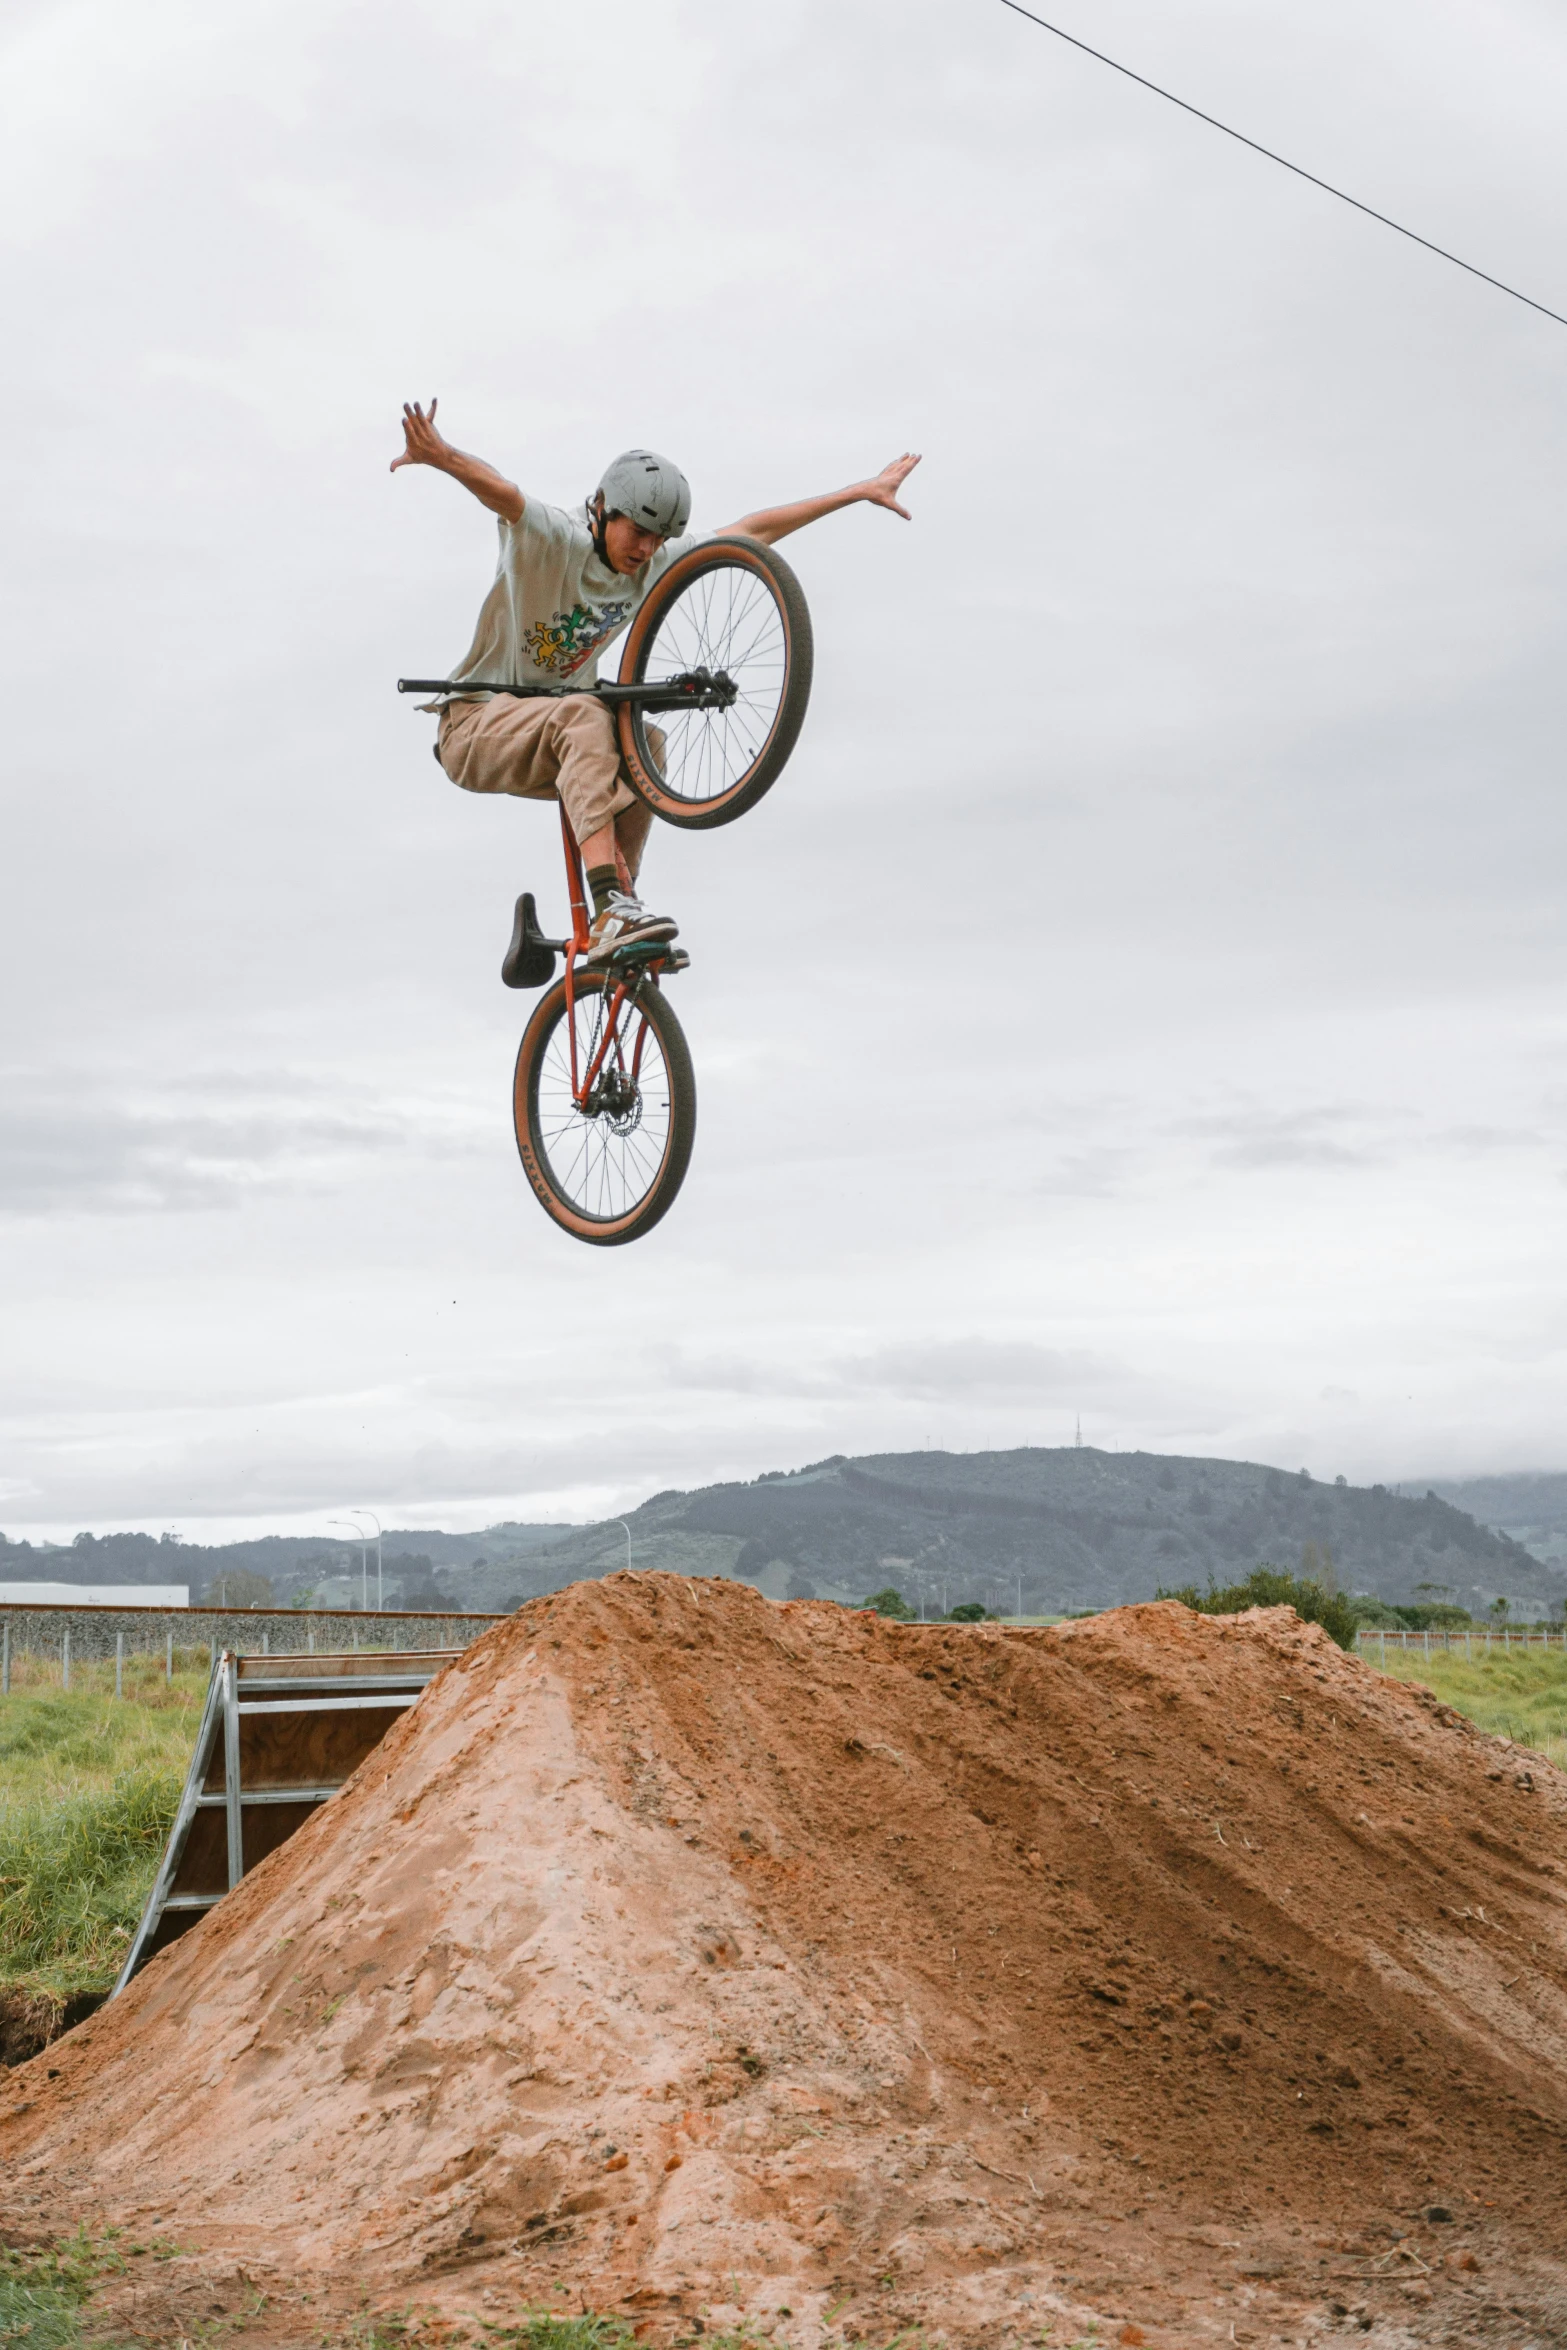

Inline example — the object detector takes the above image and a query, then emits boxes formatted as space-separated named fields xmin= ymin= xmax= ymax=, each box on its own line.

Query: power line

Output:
xmin=996 ymin=0 xmax=1567 ymax=332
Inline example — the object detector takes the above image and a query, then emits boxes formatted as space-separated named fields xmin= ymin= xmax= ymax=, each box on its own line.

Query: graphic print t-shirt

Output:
xmin=444 ymin=496 xmax=696 ymax=701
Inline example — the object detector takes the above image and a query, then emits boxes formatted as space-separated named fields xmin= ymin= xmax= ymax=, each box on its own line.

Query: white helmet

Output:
xmin=593 ymin=448 xmax=691 ymax=539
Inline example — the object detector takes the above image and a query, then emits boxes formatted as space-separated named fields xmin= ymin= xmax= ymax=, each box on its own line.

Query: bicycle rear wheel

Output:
xmin=616 ymin=536 xmax=813 ymax=828
xmin=513 ymin=968 xmax=696 ymax=1245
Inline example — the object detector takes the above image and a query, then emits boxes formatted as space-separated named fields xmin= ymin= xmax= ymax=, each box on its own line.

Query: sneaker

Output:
xmin=582 ymin=891 xmax=679 ymax=965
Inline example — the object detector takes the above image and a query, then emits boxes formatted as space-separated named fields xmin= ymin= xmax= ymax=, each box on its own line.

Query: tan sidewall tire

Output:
xmin=615 ymin=535 xmax=814 ymax=829
xmin=513 ymin=970 xmax=697 ymax=1246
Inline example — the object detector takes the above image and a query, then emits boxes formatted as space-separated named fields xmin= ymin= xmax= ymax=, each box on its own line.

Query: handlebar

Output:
xmin=397 ymin=671 xmax=737 ymax=712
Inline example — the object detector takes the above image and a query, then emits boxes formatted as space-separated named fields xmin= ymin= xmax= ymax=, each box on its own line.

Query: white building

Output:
xmin=0 ymin=1584 xmax=190 ymax=1608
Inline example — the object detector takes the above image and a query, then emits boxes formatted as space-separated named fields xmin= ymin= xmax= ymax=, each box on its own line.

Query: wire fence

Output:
xmin=1355 ymin=1625 xmax=1567 ymax=1664
xmin=0 ymin=1603 xmax=505 ymax=1696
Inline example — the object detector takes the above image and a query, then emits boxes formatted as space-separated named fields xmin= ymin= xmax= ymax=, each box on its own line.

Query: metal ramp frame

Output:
xmin=114 ymin=1644 xmax=459 ymax=1993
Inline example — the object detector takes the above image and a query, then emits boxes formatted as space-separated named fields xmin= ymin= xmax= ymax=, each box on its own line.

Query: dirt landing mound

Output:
xmin=4 ymin=1577 xmax=1566 ymax=2347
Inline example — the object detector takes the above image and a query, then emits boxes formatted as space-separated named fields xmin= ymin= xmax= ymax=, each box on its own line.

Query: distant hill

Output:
xmin=0 ymin=1523 xmax=570 ymax=1609
xmin=452 ymin=1447 xmax=1556 ymax=1619
xmin=1421 ymin=1474 xmax=1567 ymax=1572
xmin=8 ymin=1449 xmax=1559 ymax=1619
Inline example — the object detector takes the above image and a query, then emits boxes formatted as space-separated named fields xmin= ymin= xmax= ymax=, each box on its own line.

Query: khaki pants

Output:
xmin=437 ymin=693 xmax=653 ymax=878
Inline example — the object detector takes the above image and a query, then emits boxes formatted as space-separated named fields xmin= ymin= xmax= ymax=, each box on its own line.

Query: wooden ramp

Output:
xmin=114 ymin=1645 xmax=459 ymax=1993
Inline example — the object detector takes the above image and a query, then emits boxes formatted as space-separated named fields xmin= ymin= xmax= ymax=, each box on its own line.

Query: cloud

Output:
xmin=7 ymin=0 xmax=1567 ymax=1536
xmin=1437 ymin=1123 xmax=1545 ymax=1154
xmin=655 ymin=1338 xmax=1134 ymax=1409
xmin=0 ymin=1072 xmax=484 ymax=1216
xmin=1178 ymin=1104 xmax=1383 ymax=1171
xmin=838 ymin=1339 xmax=1135 ymax=1406
xmin=1176 ymin=1103 xmax=1554 ymax=1174
xmin=1032 ymin=1146 xmax=1135 ymax=1197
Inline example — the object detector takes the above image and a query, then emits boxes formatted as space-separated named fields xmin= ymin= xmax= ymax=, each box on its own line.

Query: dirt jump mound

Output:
xmin=4 ymin=1575 xmax=1566 ymax=2347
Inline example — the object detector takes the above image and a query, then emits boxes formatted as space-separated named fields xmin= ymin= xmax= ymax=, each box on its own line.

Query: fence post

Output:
xmin=2 ymin=1623 xmax=8 ymax=1696
xmin=166 ymin=1631 xmax=173 ymax=1684
xmin=115 ymin=1631 xmax=124 ymax=1701
xmin=63 ymin=1627 xmax=71 ymax=1692
xmin=209 ymin=1635 xmax=217 ymax=1674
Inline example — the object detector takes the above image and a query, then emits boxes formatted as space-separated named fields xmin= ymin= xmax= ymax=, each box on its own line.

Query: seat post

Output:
xmin=559 ymin=799 xmax=589 ymax=950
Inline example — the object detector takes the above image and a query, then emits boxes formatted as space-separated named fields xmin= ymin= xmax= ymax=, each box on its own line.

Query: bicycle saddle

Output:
xmin=501 ymin=893 xmax=563 ymax=990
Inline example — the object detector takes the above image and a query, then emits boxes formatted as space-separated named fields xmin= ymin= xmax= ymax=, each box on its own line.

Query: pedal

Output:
xmin=605 ymin=931 xmax=669 ymax=963
xmin=607 ymin=938 xmax=689 ymax=975
xmin=501 ymin=892 xmax=564 ymax=990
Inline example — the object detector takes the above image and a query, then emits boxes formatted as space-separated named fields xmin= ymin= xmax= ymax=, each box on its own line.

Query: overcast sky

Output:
xmin=5 ymin=0 xmax=1567 ymax=1541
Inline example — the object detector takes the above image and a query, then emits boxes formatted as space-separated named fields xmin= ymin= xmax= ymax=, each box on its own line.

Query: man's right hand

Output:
xmin=391 ymin=398 xmax=448 ymax=472
xmin=388 ymin=400 xmax=524 ymax=522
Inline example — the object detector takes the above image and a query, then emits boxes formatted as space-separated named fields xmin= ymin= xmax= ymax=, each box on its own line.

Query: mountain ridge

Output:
xmin=8 ymin=1446 xmax=1561 ymax=1619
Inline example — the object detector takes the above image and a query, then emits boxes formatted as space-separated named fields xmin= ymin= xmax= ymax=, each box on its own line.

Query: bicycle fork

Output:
xmin=558 ymin=800 xmax=650 ymax=1112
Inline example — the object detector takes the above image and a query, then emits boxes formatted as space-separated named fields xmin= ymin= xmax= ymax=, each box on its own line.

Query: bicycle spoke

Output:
xmin=633 ymin=557 xmax=788 ymax=804
xmin=532 ymin=989 xmax=673 ymax=1224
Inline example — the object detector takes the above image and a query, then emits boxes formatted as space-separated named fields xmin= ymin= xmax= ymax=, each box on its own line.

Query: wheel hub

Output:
xmin=583 ymin=1068 xmax=642 ymax=1133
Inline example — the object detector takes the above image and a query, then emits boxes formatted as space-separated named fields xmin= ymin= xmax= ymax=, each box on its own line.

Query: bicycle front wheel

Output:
xmin=513 ymin=969 xmax=696 ymax=1245
xmin=616 ymin=536 xmax=813 ymax=828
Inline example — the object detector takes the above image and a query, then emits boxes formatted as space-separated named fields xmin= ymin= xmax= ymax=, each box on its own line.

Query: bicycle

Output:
xmin=399 ymin=535 xmax=813 ymax=1245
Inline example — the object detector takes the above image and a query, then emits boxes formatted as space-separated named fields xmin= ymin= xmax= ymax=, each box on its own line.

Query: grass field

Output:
xmin=0 ymin=1651 xmax=207 ymax=2001
xmin=1375 ymin=1643 xmax=1567 ymax=1770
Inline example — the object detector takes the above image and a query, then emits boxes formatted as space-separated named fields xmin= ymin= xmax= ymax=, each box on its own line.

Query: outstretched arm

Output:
xmin=389 ymin=400 xmax=524 ymax=524
xmin=725 ymin=452 xmax=920 ymax=546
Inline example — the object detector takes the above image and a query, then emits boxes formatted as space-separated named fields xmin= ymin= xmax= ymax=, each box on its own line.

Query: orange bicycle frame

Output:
xmin=557 ymin=801 xmax=647 ymax=1110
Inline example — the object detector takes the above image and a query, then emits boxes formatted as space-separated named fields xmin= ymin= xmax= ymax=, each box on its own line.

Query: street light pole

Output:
xmin=356 ymin=1511 xmax=384 ymax=1610
xmin=611 ymin=1520 xmax=632 ymax=1572
xmin=329 ymin=1518 xmax=369 ymax=1611
xmin=331 ymin=1511 xmax=383 ymax=1610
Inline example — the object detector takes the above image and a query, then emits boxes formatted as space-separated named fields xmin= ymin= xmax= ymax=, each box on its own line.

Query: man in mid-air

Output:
xmin=392 ymin=402 xmax=919 ymax=965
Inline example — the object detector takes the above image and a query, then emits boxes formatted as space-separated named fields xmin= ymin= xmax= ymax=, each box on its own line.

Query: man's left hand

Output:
xmin=863 ymin=452 xmax=922 ymax=518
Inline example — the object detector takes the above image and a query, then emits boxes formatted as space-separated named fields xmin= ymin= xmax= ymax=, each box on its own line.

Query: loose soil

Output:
xmin=2 ymin=1577 xmax=1565 ymax=2348
xmin=0 ymin=1989 xmax=103 ymax=2068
